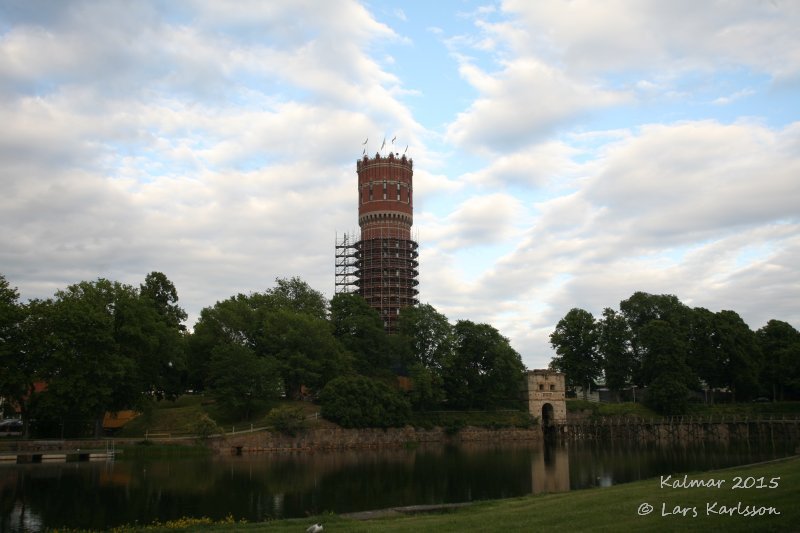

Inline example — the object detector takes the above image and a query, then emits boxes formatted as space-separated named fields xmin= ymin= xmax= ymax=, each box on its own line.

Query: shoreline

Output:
xmin=70 ymin=454 xmax=800 ymax=532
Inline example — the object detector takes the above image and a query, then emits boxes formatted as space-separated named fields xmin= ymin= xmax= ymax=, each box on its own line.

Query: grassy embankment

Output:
xmin=60 ymin=454 xmax=800 ymax=532
xmin=113 ymin=395 xmax=800 ymax=442
xmin=114 ymin=395 xmax=536 ymax=440
xmin=109 ymin=396 xmax=800 ymax=458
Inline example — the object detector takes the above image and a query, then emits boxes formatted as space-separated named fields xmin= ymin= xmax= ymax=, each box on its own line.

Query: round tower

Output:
xmin=354 ymin=152 xmax=419 ymax=331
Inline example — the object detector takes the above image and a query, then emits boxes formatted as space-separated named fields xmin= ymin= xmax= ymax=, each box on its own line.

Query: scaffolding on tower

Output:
xmin=334 ymin=232 xmax=358 ymax=294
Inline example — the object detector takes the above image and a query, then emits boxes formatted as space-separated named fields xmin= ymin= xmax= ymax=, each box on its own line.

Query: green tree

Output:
xmin=319 ymin=376 xmax=410 ymax=428
xmin=407 ymin=362 xmax=445 ymax=411
xmin=757 ymin=320 xmax=800 ymax=401
xmin=140 ymin=271 xmax=188 ymax=331
xmin=38 ymin=280 xmax=139 ymax=436
xmin=0 ymin=275 xmax=34 ymax=432
xmin=636 ymin=318 xmax=697 ymax=414
xmin=187 ymin=277 xmax=329 ymax=391
xmin=597 ymin=308 xmax=633 ymax=400
xmin=687 ymin=307 xmax=724 ymax=403
xmin=639 ymin=319 xmax=695 ymax=384
xmin=259 ymin=309 xmax=351 ymax=399
xmin=619 ymin=292 xmax=692 ymax=386
xmin=645 ymin=373 xmax=692 ymax=415
xmin=208 ymin=343 xmax=282 ymax=419
xmin=29 ymin=278 xmax=185 ymax=437
xmin=188 ymin=294 xmax=259 ymax=391
xmin=330 ymin=293 xmax=393 ymax=376
xmin=714 ymin=310 xmax=761 ymax=401
xmin=444 ymin=320 xmax=525 ymax=409
xmin=261 ymin=276 xmax=328 ymax=320
xmin=398 ymin=303 xmax=454 ymax=372
xmin=686 ymin=309 xmax=760 ymax=402
xmin=134 ymin=272 xmax=187 ymax=400
xmin=549 ymin=308 xmax=600 ymax=399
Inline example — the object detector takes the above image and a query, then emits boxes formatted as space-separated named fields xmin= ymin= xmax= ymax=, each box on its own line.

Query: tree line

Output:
xmin=548 ymin=291 xmax=800 ymax=414
xmin=0 ymin=273 xmax=526 ymax=437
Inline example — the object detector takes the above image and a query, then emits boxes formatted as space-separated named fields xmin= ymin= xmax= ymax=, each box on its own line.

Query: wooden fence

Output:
xmin=556 ymin=414 xmax=800 ymax=443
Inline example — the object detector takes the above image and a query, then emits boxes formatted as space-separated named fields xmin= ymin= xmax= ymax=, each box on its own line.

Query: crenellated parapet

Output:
xmin=357 ymin=152 xmax=413 ymax=171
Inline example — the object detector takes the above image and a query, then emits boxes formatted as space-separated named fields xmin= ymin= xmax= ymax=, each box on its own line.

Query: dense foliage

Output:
xmin=9 ymin=268 xmax=793 ymax=433
xmin=0 ymin=272 xmax=527 ymax=437
xmin=549 ymin=291 xmax=800 ymax=414
xmin=0 ymin=273 xmax=186 ymax=437
xmin=319 ymin=376 xmax=411 ymax=428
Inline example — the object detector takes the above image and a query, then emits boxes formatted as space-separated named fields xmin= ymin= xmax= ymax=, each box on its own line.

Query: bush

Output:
xmin=444 ymin=418 xmax=465 ymax=435
xmin=193 ymin=413 xmax=222 ymax=440
xmin=266 ymin=405 xmax=307 ymax=436
xmin=320 ymin=376 xmax=411 ymax=428
xmin=645 ymin=374 xmax=691 ymax=415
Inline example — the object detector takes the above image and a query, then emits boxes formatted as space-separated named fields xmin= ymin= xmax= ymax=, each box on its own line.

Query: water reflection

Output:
xmin=0 ymin=438 xmax=795 ymax=532
xmin=532 ymin=440 xmax=570 ymax=494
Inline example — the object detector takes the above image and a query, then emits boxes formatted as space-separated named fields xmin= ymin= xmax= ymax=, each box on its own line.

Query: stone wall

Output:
xmin=560 ymin=417 xmax=800 ymax=444
xmin=214 ymin=426 xmax=541 ymax=454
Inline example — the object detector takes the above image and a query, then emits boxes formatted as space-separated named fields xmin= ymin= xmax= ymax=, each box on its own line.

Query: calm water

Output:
xmin=1 ymin=438 xmax=796 ymax=532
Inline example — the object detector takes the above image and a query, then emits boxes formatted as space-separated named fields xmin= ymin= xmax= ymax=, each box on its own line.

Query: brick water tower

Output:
xmin=336 ymin=151 xmax=419 ymax=331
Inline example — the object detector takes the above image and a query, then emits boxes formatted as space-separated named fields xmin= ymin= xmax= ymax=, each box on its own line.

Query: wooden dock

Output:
xmin=0 ymin=450 xmax=117 ymax=464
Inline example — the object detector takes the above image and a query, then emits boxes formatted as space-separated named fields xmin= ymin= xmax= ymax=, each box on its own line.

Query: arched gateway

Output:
xmin=526 ymin=370 xmax=567 ymax=427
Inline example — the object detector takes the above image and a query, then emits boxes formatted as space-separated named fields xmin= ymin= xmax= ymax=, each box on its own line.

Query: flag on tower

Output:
xmin=381 ymin=137 xmax=386 ymax=150
xmin=362 ymin=137 xmax=368 ymax=145
xmin=391 ymin=136 xmax=396 ymax=144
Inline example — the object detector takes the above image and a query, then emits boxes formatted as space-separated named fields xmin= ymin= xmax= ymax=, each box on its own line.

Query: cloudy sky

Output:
xmin=2 ymin=0 xmax=799 ymax=369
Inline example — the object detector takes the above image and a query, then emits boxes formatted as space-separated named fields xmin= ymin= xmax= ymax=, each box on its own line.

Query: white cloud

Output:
xmin=713 ymin=88 xmax=756 ymax=105
xmin=584 ymin=121 xmax=800 ymax=246
xmin=0 ymin=0 xmax=423 ymax=329
xmin=502 ymin=0 xmax=800 ymax=80
xmin=2 ymin=0 xmax=798 ymax=376
xmin=461 ymin=141 xmax=581 ymax=189
xmin=442 ymin=119 xmax=800 ymax=367
xmin=446 ymin=57 xmax=627 ymax=152
xmin=433 ymin=193 xmax=524 ymax=251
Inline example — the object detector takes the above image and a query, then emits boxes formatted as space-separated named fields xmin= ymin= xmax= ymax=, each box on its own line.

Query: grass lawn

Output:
xmin=85 ymin=454 xmax=800 ymax=533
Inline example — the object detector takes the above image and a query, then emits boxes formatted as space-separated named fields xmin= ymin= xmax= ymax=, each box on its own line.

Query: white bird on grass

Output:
xmin=306 ymin=524 xmax=323 ymax=533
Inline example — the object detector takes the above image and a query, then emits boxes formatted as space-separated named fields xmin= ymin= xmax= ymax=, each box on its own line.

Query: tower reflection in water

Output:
xmin=532 ymin=439 xmax=570 ymax=495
